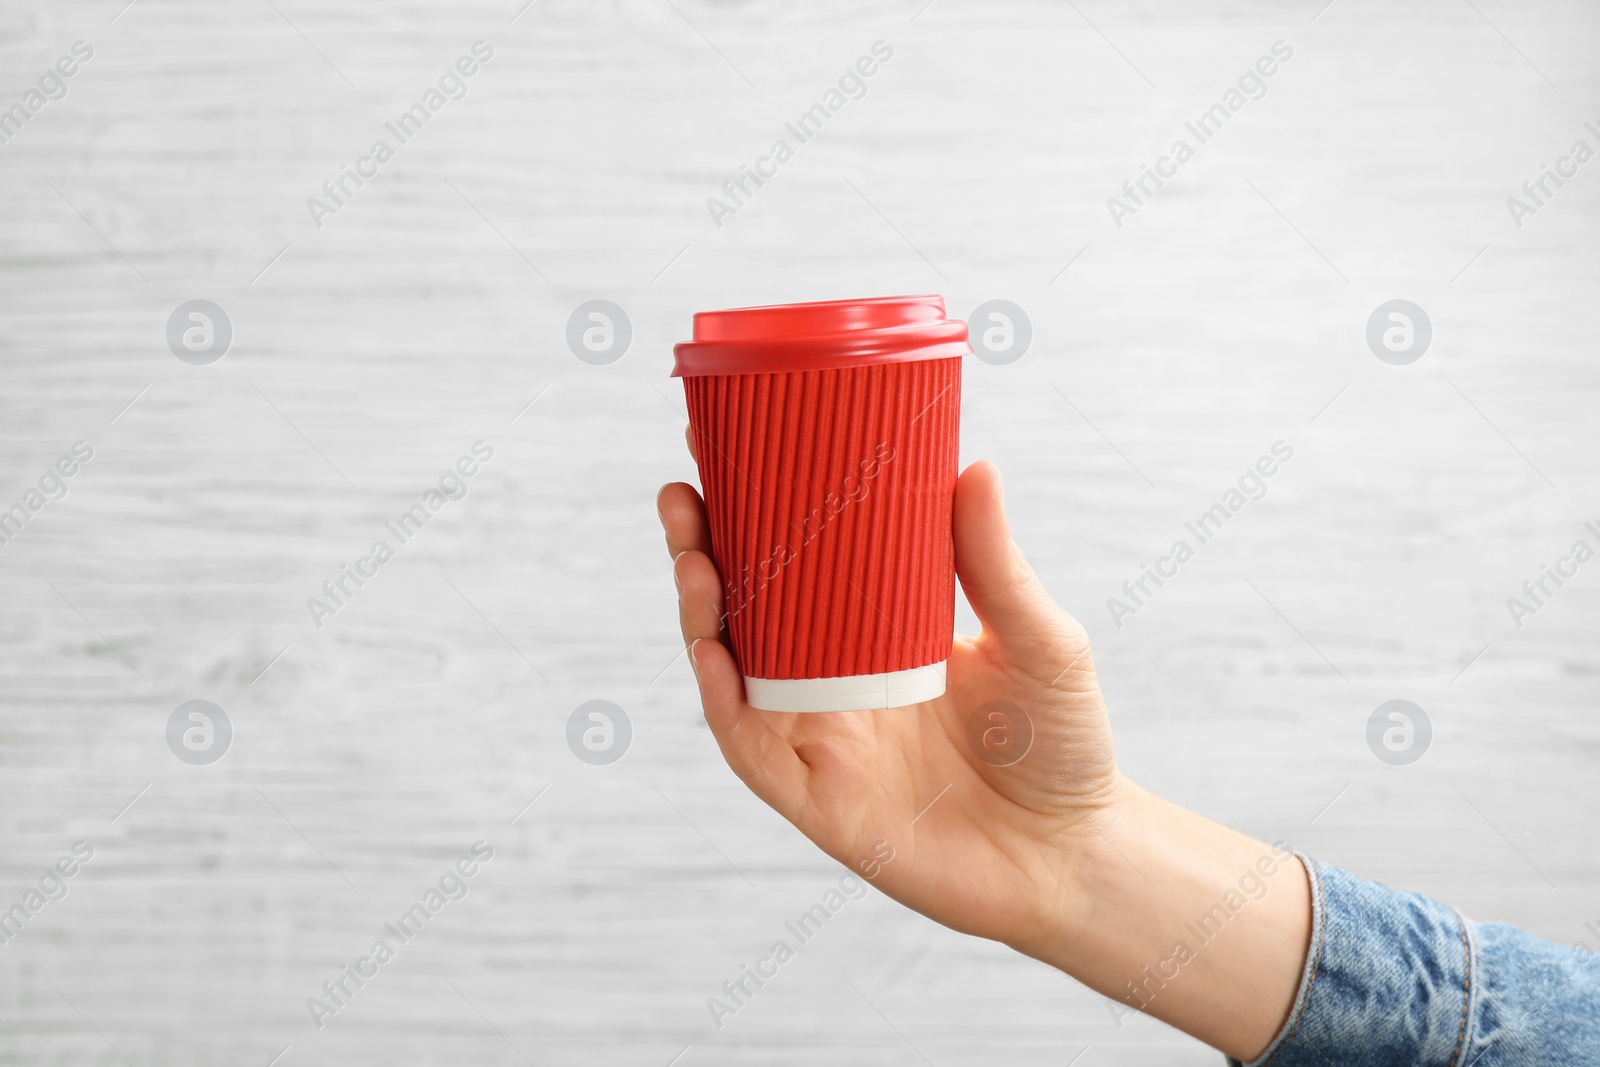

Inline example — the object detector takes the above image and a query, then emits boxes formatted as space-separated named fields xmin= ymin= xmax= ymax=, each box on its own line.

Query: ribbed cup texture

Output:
xmin=684 ymin=357 xmax=961 ymax=681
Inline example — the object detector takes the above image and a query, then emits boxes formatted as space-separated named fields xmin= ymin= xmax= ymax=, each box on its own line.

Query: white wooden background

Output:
xmin=1 ymin=1 xmax=1597 ymax=1064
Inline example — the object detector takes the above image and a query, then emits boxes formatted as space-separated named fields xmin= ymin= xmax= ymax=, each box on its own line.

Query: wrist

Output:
xmin=1010 ymin=776 xmax=1312 ymax=1060
xmin=1007 ymin=770 xmax=1148 ymax=969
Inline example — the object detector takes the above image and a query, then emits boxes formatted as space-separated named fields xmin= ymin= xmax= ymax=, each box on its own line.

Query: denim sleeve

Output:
xmin=1228 ymin=856 xmax=1600 ymax=1067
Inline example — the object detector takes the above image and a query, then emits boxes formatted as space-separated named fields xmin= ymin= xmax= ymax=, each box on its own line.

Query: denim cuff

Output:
xmin=1228 ymin=854 xmax=1473 ymax=1067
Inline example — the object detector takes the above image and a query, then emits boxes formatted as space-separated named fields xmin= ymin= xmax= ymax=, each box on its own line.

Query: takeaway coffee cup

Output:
xmin=672 ymin=295 xmax=968 ymax=712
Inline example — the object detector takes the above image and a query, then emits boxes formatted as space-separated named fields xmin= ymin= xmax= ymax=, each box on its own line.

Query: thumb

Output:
xmin=953 ymin=461 xmax=1072 ymax=650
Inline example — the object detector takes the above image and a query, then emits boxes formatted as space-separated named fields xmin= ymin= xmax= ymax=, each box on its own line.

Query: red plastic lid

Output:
xmin=672 ymin=294 xmax=970 ymax=377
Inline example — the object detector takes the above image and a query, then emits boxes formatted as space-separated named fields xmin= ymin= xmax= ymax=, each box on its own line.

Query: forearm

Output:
xmin=1017 ymin=779 xmax=1312 ymax=1061
xmin=1016 ymin=780 xmax=1600 ymax=1065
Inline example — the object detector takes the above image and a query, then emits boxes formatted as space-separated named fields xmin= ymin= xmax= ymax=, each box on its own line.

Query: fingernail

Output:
xmin=656 ymin=484 xmax=669 ymax=521
xmin=688 ymin=639 xmax=701 ymax=681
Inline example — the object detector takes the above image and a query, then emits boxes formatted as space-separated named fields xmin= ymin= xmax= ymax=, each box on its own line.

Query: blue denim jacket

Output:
xmin=1230 ymin=857 xmax=1600 ymax=1066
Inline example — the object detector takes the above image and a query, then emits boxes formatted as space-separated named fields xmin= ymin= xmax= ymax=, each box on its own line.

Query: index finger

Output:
xmin=658 ymin=481 xmax=714 ymax=561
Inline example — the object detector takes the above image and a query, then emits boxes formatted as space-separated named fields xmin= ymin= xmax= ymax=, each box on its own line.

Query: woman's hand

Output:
xmin=657 ymin=459 xmax=1124 ymax=958
xmin=659 ymin=455 xmax=1313 ymax=1062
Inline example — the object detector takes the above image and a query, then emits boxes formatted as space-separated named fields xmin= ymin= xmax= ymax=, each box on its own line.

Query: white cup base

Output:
xmin=743 ymin=662 xmax=947 ymax=712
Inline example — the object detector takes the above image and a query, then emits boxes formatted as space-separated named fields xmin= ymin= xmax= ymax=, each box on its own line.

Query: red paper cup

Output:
xmin=673 ymin=295 xmax=968 ymax=712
